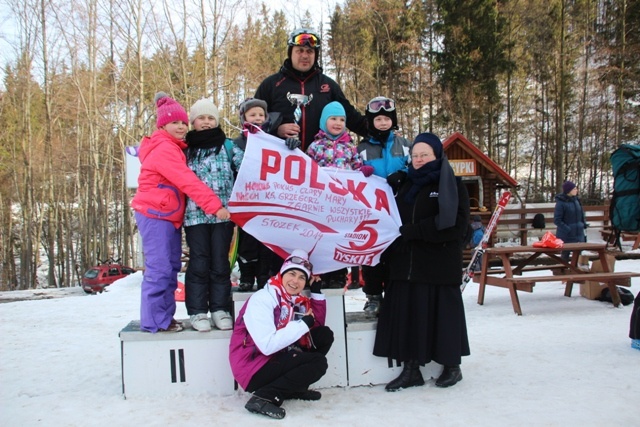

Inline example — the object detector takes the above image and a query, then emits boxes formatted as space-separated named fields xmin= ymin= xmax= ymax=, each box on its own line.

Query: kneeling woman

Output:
xmin=229 ymin=249 xmax=334 ymax=419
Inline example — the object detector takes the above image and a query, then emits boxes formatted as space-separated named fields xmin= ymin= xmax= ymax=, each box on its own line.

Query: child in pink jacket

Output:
xmin=131 ymin=92 xmax=230 ymax=333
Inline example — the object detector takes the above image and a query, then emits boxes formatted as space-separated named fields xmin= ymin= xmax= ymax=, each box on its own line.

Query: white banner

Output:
xmin=228 ymin=131 xmax=402 ymax=274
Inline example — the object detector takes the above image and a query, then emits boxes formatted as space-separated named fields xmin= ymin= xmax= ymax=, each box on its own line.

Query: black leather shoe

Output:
xmin=385 ymin=360 xmax=425 ymax=392
xmin=436 ymin=365 xmax=462 ymax=387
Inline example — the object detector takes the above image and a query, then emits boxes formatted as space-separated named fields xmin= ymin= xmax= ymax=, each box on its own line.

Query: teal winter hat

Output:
xmin=319 ymin=101 xmax=346 ymax=137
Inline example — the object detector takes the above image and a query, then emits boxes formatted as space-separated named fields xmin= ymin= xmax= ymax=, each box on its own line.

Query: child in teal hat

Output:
xmin=306 ymin=102 xmax=372 ymax=175
xmin=305 ymin=102 xmax=373 ymax=289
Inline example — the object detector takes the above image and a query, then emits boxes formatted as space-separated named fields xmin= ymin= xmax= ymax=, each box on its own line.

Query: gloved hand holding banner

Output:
xmin=228 ymin=131 xmax=402 ymax=274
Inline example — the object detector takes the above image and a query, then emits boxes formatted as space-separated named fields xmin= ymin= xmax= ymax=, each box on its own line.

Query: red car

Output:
xmin=82 ymin=263 xmax=136 ymax=294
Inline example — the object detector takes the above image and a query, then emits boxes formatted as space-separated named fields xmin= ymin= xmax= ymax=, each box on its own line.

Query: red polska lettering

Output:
xmin=259 ymin=149 xmax=326 ymax=190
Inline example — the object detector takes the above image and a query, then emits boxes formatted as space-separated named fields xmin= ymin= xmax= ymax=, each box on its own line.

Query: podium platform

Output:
xmin=119 ymin=320 xmax=234 ymax=398
xmin=120 ymin=290 xmax=438 ymax=397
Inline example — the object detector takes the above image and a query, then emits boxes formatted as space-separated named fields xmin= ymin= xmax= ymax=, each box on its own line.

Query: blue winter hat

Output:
xmin=319 ymin=101 xmax=346 ymax=136
xmin=412 ymin=132 xmax=443 ymax=159
xmin=562 ymin=180 xmax=576 ymax=194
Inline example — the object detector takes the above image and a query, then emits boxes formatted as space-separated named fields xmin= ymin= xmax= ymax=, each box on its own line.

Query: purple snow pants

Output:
xmin=135 ymin=212 xmax=182 ymax=333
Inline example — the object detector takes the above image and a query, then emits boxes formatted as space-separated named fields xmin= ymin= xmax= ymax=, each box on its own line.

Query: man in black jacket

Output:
xmin=254 ymin=28 xmax=368 ymax=151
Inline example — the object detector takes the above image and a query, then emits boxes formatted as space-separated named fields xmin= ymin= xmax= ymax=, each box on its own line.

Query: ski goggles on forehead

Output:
xmin=285 ymin=256 xmax=313 ymax=272
xmin=367 ymin=98 xmax=395 ymax=113
xmin=291 ymin=33 xmax=319 ymax=48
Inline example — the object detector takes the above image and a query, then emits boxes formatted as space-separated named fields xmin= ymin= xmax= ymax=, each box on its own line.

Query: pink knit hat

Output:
xmin=154 ymin=92 xmax=189 ymax=129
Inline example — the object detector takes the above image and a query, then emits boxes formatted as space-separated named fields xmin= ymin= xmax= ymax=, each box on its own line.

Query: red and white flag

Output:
xmin=228 ymin=131 xmax=402 ymax=274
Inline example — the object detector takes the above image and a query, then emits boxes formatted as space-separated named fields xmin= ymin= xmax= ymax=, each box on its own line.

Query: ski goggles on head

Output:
xmin=366 ymin=97 xmax=396 ymax=113
xmin=291 ymin=33 xmax=319 ymax=48
xmin=285 ymin=256 xmax=313 ymax=272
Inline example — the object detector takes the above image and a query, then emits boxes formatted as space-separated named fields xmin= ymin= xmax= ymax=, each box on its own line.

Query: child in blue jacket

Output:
xmin=356 ymin=96 xmax=410 ymax=316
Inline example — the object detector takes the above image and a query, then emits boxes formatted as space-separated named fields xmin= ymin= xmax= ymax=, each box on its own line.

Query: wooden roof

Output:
xmin=443 ymin=132 xmax=519 ymax=187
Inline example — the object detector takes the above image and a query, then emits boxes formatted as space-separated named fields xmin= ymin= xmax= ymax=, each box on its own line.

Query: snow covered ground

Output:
xmin=1 ymin=252 xmax=639 ymax=426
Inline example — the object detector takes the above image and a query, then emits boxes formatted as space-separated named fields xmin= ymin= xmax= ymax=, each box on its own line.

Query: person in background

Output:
xmin=470 ymin=214 xmax=485 ymax=272
xmin=254 ymin=28 xmax=368 ymax=152
xmin=553 ymin=180 xmax=586 ymax=262
xmin=232 ymin=98 xmax=284 ymax=292
xmin=131 ymin=92 xmax=230 ymax=333
xmin=183 ymin=98 xmax=243 ymax=332
xmin=373 ymin=132 xmax=470 ymax=391
xmin=229 ymin=249 xmax=334 ymax=420
xmin=306 ymin=101 xmax=373 ymax=288
xmin=356 ymin=96 xmax=411 ymax=316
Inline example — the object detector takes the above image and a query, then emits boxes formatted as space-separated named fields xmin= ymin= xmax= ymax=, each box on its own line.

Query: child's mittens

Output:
xmin=360 ymin=165 xmax=374 ymax=177
xmin=285 ymin=137 xmax=301 ymax=150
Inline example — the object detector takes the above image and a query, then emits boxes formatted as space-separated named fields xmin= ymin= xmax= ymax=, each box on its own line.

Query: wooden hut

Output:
xmin=443 ymin=132 xmax=518 ymax=213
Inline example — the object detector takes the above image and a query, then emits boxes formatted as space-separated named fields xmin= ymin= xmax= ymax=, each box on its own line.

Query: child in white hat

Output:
xmin=183 ymin=98 xmax=243 ymax=332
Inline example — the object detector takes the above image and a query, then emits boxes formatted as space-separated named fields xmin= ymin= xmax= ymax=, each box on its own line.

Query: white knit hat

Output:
xmin=280 ymin=249 xmax=312 ymax=281
xmin=189 ymin=98 xmax=220 ymax=125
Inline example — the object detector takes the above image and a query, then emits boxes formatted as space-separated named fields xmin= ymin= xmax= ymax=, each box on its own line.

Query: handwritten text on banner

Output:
xmin=228 ymin=131 xmax=402 ymax=274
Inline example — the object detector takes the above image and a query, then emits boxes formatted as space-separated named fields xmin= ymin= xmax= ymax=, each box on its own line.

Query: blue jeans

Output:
xmin=184 ymin=222 xmax=234 ymax=314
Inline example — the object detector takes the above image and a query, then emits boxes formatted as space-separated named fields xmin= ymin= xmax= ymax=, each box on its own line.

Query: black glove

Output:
xmin=301 ymin=314 xmax=314 ymax=328
xmin=386 ymin=170 xmax=407 ymax=192
xmin=309 ymin=279 xmax=322 ymax=294
xmin=285 ymin=137 xmax=301 ymax=150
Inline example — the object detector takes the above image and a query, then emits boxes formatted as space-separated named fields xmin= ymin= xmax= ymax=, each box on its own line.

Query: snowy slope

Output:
xmin=2 ymin=257 xmax=639 ymax=426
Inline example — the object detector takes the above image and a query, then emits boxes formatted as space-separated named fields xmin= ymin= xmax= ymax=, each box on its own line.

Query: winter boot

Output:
xmin=245 ymin=395 xmax=285 ymax=419
xmin=436 ymin=365 xmax=463 ymax=387
xmin=385 ymin=360 xmax=425 ymax=392
xmin=238 ymin=282 xmax=254 ymax=292
xmin=363 ymin=295 xmax=382 ymax=317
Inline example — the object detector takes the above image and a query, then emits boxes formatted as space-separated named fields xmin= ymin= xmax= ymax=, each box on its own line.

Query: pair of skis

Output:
xmin=461 ymin=191 xmax=512 ymax=292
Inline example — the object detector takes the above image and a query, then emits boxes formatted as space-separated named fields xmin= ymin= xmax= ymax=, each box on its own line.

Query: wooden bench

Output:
xmin=600 ymin=228 xmax=640 ymax=249
xmin=476 ymin=243 xmax=632 ymax=315
xmin=485 ymin=264 xmax=586 ymax=276
xmin=505 ymin=271 xmax=639 ymax=307
xmin=473 ymin=204 xmax=611 ymax=246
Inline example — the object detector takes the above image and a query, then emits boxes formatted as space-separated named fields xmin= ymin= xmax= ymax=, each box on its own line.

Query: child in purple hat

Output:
xmin=554 ymin=180 xmax=585 ymax=261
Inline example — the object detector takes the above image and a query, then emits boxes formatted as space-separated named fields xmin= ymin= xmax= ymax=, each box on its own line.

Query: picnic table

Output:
xmin=474 ymin=242 xmax=639 ymax=315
